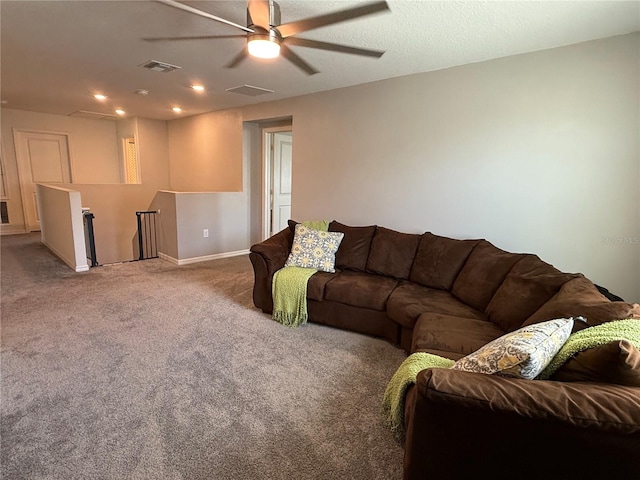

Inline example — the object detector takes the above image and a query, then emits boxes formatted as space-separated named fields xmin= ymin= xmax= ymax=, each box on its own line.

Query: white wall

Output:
xmin=239 ymin=33 xmax=639 ymax=302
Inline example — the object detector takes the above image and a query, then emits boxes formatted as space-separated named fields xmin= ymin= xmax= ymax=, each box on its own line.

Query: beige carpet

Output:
xmin=1 ymin=233 xmax=406 ymax=479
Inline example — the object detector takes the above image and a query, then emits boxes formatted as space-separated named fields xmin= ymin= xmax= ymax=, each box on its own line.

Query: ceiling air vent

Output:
xmin=140 ymin=60 xmax=181 ymax=73
xmin=225 ymin=84 xmax=274 ymax=97
xmin=69 ymin=110 xmax=118 ymax=120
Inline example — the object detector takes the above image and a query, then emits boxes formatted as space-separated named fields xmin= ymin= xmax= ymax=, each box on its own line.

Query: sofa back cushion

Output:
xmin=365 ymin=226 xmax=421 ymax=280
xmin=452 ymin=240 xmax=523 ymax=311
xmin=485 ymin=254 xmax=578 ymax=332
xmin=550 ymin=339 xmax=640 ymax=386
xmin=329 ymin=221 xmax=376 ymax=272
xmin=409 ymin=233 xmax=479 ymax=290
xmin=522 ymin=276 xmax=640 ymax=331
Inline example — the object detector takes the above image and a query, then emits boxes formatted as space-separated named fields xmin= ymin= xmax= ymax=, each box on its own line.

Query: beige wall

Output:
xmin=239 ymin=33 xmax=640 ymax=301
xmin=149 ymin=191 xmax=179 ymax=260
xmin=1 ymin=109 xmax=171 ymax=264
xmin=4 ymin=33 xmax=638 ymax=302
xmin=167 ymin=109 xmax=243 ymax=192
xmin=137 ymin=118 xmax=170 ymax=189
xmin=174 ymin=191 xmax=250 ymax=260
xmin=36 ymin=184 xmax=88 ymax=272
xmin=56 ymin=184 xmax=161 ymax=265
xmin=61 ymin=117 xmax=172 ymax=264
xmin=0 ymin=109 xmax=122 ymax=230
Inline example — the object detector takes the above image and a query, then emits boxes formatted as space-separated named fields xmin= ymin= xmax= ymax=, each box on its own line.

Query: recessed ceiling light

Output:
xmin=94 ymin=94 xmax=108 ymax=101
xmin=172 ymin=107 xmax=182 ymax=113
xmin=190 ymin=84 xmax=205 ymax=92
xmin=115 ymin=109 xmax=126 ymax=116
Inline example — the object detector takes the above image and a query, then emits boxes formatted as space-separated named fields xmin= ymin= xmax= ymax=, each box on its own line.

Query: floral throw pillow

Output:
xmin=451 ymin=317 xmax=574 ymax=379
xmin=284 ymin=224 xmax=344 ymax=273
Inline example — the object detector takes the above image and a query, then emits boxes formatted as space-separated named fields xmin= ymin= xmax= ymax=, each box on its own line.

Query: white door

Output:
xmin=14 ymin=130 xmax=72 ymax=231
xmin=271 ymin=132 xmax=292 ymax=236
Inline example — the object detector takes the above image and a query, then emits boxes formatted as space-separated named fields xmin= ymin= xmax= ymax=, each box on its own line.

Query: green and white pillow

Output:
xmin=285 ymin=224 xmax=344 ymax=273
xmin=451 ymin=317 xmax=574 ymax=379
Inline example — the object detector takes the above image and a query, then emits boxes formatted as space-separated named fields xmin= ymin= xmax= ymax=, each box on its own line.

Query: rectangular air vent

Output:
xmin=225 ymin=84 xmax=275 ymax=96
xmin=69 ymin=110 xmax=118 ymax=120
xmin=140 ymin=60 xmax=182 ymax=73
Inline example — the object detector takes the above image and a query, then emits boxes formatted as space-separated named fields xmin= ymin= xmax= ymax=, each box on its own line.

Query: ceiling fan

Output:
xmin=145 ymin=0 xmax=390 ymax=75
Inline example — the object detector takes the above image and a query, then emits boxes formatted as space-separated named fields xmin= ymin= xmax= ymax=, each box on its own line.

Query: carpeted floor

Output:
xmin=1 ymin=233 xmax=406 ymax=480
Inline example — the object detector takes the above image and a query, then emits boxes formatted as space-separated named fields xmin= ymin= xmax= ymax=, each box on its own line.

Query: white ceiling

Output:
xmin=2 ymin=0 xmax=639 ymax=121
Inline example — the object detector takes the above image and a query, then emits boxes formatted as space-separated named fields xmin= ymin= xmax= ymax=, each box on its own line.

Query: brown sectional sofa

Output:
xmin=249 ymin=220 xmax=640 ymax=479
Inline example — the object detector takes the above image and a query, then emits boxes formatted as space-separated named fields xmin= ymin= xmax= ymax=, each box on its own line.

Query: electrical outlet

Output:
xmin=203 ymin=229 xmax=209 ymax=238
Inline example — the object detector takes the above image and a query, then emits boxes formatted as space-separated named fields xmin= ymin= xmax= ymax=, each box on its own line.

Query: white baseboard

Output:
xmin=158 ymin=249 xmax=250 ymax=266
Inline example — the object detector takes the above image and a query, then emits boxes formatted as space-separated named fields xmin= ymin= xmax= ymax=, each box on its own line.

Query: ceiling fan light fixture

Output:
xmin=248 ymin=39 xmax=280 ymax=58
xmin=247 ymin=30 xmax=280 ymax=59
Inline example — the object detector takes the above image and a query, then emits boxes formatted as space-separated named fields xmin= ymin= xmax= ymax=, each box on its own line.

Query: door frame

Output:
xmin=12 ymin=128 xmax=75 ymax=231
xmin=262 ymin=125 xmax=292 ymax=240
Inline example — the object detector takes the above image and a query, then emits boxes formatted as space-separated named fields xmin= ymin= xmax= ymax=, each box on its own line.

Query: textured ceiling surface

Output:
xmin=2 ymin=0 xmax=639 ymax=120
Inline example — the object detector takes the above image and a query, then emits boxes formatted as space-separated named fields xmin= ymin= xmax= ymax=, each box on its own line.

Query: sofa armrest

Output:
xmin=249 ymin=227 xmax=294 ymax=313
xmin=404 ymin=368 xmax=640 ymax=480
xmin=250 ymin=227 xmax=293 ymax=273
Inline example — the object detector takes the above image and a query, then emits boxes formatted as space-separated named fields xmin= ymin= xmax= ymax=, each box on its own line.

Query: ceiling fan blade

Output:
xmin=277 ymin=1 xmax=389 ymax=38
xmin=248 ymin=0 xmax=271 ymax=30
xmin=284 ymin=37 xmax=384 ymax=58
xmin=155 ymin=0 xmax=254 ymax=33
xmin=225 ymin=49 xmax=248 ymax=68
xmin=280 ymin=44 xmax=318 ymax=76
xmin=143 ymin=34 xmax=246 ymax=42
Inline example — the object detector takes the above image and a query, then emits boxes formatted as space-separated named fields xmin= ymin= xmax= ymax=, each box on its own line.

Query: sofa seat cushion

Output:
xmin=523 ymin=276 xmax=640 ymax=331
xmin=323 ymin=271 xmax=398 ymax=311
xmin=387 ymin=282 xmax=486 ymax=329
xmin=329 ymin=221 xmax=376 ymax=272
xmin=409 ymin=233 xmax=479 ymax=290
xmin=486 ymin=254 xmax=579 ymax=332
xmin=366 ymin=227 xmax=422 ymax=280
xmin=307 ymin=271 xmax=338 ymax=302
xmin=452 ymin=240 xmax=523 ymax=311
xmin=411 ymin=313 xmax=505 ymax=357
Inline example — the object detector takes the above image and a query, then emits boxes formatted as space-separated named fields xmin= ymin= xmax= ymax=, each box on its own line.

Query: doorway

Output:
xmin=13 ymin=129 xmax=73 ymax=231
xmin=263 ymin=127 xmax=293 ymax=238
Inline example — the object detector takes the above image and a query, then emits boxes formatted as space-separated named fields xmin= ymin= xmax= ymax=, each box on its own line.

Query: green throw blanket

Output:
xmin=272 ymin=266 xmax=317 ymax=327
xmin=537 ymin=318 xmax=640 ymax=379
xmin=272 ymin=220 xmax=330 ymax=328
xmin=381 ymin=352 xmax=455 ymax=442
